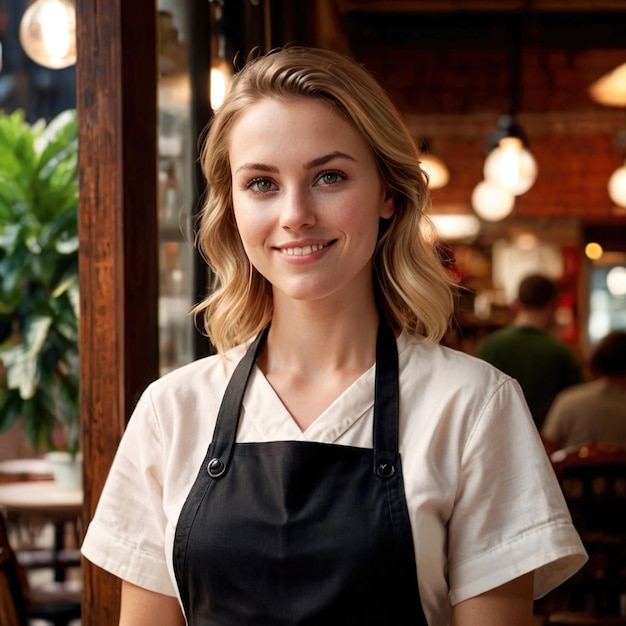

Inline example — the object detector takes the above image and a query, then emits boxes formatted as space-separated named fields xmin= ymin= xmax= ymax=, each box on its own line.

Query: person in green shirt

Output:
xmin=477 ymin=273 xmax=584 ymax=430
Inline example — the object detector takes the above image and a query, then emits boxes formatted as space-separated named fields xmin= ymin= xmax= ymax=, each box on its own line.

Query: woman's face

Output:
xmin=229 ymin=96 xmax=394 ymax=307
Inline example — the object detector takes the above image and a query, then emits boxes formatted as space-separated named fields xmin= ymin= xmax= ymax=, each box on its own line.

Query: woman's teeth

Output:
xmin=281 ymin=242 xmax=328 ymax=256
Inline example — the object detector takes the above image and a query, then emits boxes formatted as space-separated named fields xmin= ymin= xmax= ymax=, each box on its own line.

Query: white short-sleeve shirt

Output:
xmin=81 ymin=332 xmax=587 ymax=626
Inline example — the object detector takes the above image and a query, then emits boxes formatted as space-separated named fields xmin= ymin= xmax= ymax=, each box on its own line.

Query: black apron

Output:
xmin=173 ymin=322 xmax=428 ymax=625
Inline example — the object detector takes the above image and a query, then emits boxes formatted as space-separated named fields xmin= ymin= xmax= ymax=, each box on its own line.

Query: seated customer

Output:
xmin=542 ymin=330 xmax=626 ymax=452
xmin=477 ymin=273 xmax=584 ymax=429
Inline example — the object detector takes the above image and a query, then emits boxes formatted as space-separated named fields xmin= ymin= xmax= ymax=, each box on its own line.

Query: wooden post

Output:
xmin=75 ymin=1 xmax=158 ymax=623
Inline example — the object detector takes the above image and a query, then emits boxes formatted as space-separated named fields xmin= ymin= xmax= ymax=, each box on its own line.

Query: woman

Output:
xmin=81 ymin=46 xmax=586 ymax=626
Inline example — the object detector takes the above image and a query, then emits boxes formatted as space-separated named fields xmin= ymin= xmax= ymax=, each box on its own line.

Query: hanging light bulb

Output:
xmin=419 ymin=153 xmax=450 ymax=190
xmin=210 ymin=57 xmax=232 ymax=111
xmin=608 ymin=160 xmax=626 ymax=208
xmin=607 ymin=266 xmax=626 ymax=296
xmin=417 ymin=139 xmax=450 ymax=190
xmin=483 ymin=116 xmax=538 ymax=196
xmin=430 ymin=214 xmax=480 ymax=240
xmin=471 ymin=180 xmax=515 ymax=222
xmin=588 ymin=61 xmax=626 ymax=107
xmin=19 ymin=0 xmax=76 ymax=69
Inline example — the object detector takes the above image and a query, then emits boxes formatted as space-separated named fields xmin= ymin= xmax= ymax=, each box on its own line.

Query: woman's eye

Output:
xmin=247 ymin=178 xmax=276 ymax=193
xmin=316 ymin=171 xmax=345 ymax=186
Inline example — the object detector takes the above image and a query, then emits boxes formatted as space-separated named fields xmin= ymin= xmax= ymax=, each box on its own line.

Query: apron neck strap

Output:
xmin=209 ymin=324 xmax=269 ymax=468
xmin=373 ymin=321 xmax=400 ymax=455
xmin=208 ymin=320 xmax=400 ymax=478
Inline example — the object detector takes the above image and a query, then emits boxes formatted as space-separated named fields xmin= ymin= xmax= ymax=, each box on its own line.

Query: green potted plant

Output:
xmin=0 ymin=109 xmax=80 ymax=487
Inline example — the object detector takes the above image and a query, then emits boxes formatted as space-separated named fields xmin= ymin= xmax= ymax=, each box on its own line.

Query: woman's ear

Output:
xmin=380 ymin=190 xmax=395 ymax=219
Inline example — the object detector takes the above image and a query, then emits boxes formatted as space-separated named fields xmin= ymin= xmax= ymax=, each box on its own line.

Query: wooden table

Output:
xmin=0 ymin=481 xmax=82 ymax=516
xmin=0 ymin=458 xmax=54 ymax=483
xmin=0 ymin=480 xmax=83 ymax=581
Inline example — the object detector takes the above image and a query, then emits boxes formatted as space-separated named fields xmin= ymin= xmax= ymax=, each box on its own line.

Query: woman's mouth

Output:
xmin=279 ymin=241 xmax=333 ymax=256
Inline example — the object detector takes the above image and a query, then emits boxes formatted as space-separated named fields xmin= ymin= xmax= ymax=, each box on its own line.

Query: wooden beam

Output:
xmin=337 ymin=0 xmax=626 ymax=12
xmin=76 ymin=0 xmax=159 ymax=623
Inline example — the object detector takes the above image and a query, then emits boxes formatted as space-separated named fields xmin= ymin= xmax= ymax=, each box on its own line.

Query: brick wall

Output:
xmin=346 ymin=11 xmax=626 ymax=227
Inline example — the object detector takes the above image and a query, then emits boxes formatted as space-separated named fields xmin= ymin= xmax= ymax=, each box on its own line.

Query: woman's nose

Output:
xmin=279 ymin=188 xmax=316 ymax=230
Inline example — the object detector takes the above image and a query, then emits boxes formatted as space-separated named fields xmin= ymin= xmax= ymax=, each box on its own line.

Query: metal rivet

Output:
xmin=207 ymin=457 xmax=226 ymax=478
xmin=376 ymin=462 xmax=396 ymax=479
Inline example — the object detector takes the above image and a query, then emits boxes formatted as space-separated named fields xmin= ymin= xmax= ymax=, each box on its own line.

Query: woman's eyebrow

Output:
xmin=234 ymin=162 xmax=279 ymax=175
xmin=234 ymin=151 xmax=356 ymax=175
xmin=306 ymin=151 xmax=356 ymax=169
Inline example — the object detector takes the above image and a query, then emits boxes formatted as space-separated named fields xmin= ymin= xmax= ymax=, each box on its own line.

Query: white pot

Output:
xmin=45 ymin=451 xmax=83 ymax=491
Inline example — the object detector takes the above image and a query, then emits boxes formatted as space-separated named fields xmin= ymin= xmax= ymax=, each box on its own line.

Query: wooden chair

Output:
xmin=0 ymin=511 xmax=81 ymax=626
xmin=538 ymin=443 xmax=626 ymax=625
xmin=0 ymin=529 xmax=25 ymax=626
xmin=545 ymin=613 xmax=626 ymax=625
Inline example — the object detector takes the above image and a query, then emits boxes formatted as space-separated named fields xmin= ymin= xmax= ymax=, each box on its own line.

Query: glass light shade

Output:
xmin=483 ymin=136 xmax=538 ymax=196
xmin=430 ymin=214 xmax=480 ymax=240
xmin=210 ymin=58 xmax=232 ymax=111
xmin=606 ymin=266 xmax=626 ymax=296
xmin=471 ymin=180 xmax=515 ymax=222
xmin=419 ymin=153 xmax=450 ymax=189
xmin=584 ymin=242 xmax=604 ymax=261
xmin=608 ymin=161 xmax=626 ymax=208
xmin=19 ymin=0 xmax=76 ymax=69
xmin=588 ymin=62 xmax=626 ymax=107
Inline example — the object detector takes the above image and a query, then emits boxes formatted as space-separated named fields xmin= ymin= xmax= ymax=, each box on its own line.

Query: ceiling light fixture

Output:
xmin=471 ymin=180 xmax=516 ymax=222
xmin=417 ymin=138 xmax=450 ymax=190
xmin=430 ymin=214 xmax=480 ymax=241
xmin=210 ymin=57 xmax=231 ymax=111
xmin=473 ymin=17 xmax=536 ymax=222
xmin=19 ymin=0 xmax=76 ymax=70
xmin=588 ymin=61 xmax=626 ymax=107
xmin=208 ymin=0 xmax=233 ymax=112
xmin=483 ymin=115 xmax=538 ymax=196
xmin=608 ymin=160 xmax=626 ymax=208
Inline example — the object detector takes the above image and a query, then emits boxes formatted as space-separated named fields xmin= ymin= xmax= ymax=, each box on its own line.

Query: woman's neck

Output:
xmin=259 ymin=299 xmax=381 ymax=378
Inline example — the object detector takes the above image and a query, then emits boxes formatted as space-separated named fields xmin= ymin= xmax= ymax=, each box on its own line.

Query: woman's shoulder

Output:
xmin=398 ymin=331 xmax=511 ymax=385
xmin=141 ymin=343 xmax=249 ymax=411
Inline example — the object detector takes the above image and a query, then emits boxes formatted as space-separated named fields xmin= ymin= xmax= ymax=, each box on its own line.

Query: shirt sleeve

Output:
xmin=447 ymin=377 xmax=587 ymax=605
xmin=81 ymin=385 xmax=177 ymax=597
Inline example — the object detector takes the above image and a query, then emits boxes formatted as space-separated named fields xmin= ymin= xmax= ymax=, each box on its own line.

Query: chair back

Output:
xmin=0 ymin=513 xmax=28 ymax=626
xmin=550 ymin=443 xmax=626 ymax=617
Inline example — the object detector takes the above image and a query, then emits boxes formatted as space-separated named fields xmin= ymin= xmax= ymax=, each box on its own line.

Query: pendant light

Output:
xmin=471 ymin=180 xmax=516 ymax=222
xmin=19 ymin=0 xmax=76 ymax=69
xmin=209 ymin=0 xmax=232 ymax=111
xmin=430 ymin=214 xmax=480 ymax=241
xmin=608 ymin=160 xmax=626 ymax=208
xmin=588 ymin=61 xmax=626 ymax=107
xmin=474 ymin=16 xmax=536 ymax=221
xmin=417 ymin=139 xmax=450 ymax=190
xmin=587 ymin=68 xmax=626 ymax=207
xmin=483 ymin=115 xmax=537 ymax=196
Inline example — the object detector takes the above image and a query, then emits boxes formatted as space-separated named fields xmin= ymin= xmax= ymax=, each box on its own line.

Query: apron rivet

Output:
xmin=376 ymin=462 xmax=396 ymax=478
xmin=207 ymin=457 xmax=226 ymax=478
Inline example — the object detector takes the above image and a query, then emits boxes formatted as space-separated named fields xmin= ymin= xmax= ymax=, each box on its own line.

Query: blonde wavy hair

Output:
xmin=194 ymin=46 xmax=456 ymax=354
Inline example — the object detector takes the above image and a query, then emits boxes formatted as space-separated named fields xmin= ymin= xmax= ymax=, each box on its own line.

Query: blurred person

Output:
xmin=541 ymin=330 xmax=626 ymax=452
xmin=477 ymin=273 xmax=584 ymax=430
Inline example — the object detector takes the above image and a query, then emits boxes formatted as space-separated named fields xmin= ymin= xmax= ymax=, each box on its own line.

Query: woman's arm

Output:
xmin=119 ymin=580 xmax=186 ymax=626
xmin=451 ymin=572 xmax=534 ymax=626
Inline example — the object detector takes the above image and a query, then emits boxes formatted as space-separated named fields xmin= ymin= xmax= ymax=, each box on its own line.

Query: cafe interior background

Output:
xmin=1 ymin=0 xmax=626 ymax=623
xmin=151 ymin=0 xmax=626 ymax=371
xmin=2 ymin=0 xmax=626 ymax=393
xmin=0 ymin=2 xmax=624 ymax=441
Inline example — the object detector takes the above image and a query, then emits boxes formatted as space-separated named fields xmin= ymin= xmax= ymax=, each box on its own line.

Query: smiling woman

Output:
xmin=81 ymin=46 xmax=586 ymax=626
xmin=229 ymin=97 xmax=393 ymax=311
